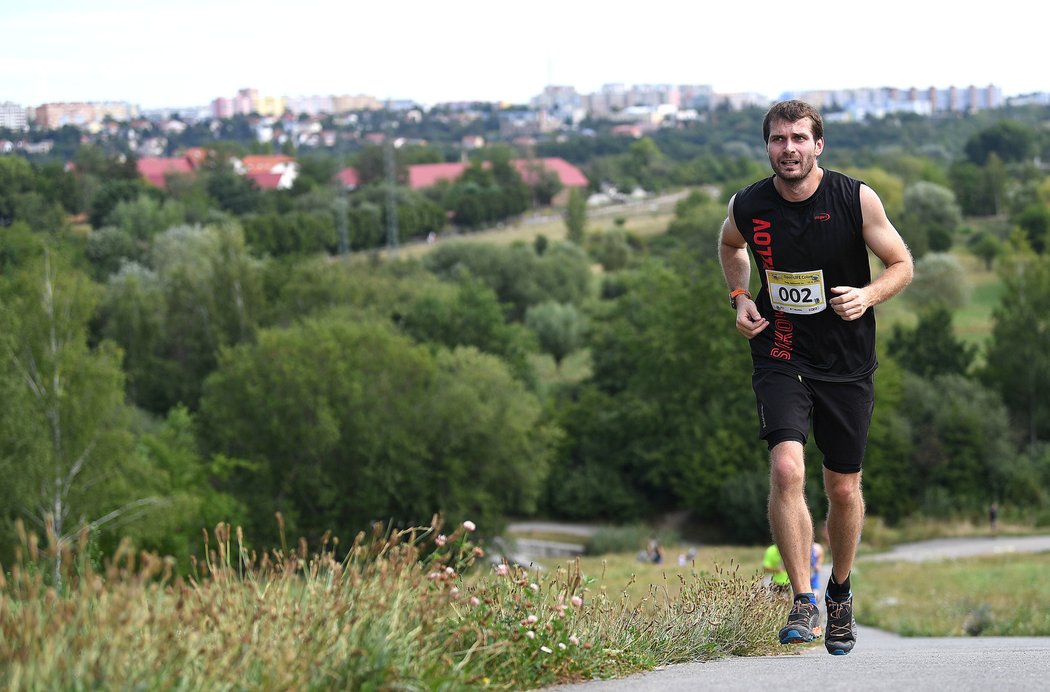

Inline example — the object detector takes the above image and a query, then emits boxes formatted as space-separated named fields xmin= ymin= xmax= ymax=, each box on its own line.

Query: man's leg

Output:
xmin=769 ymin=440 xmax=821 ymax=644
xmin=823 ymin=468 xmax=864 ymax=584
xmin=823 ymin=467 xmax=863 ymax=655
xmin=768 ymin=440 xmax=813 ymax=594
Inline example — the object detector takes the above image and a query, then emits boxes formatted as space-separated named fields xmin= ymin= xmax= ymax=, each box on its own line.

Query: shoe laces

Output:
xmin=787 ymin=599 xmax=817 ymax=624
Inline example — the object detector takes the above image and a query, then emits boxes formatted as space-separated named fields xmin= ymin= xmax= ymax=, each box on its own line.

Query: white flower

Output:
xmin=540 ymin=646 xmax=553 ymax=654
xmin=435 ymin=534 xmax=447 ymax=546
xmin=525 ymin=614 xmax=538 ymax=624
xmin=526 ymin=630 xmax=536 ymax=639
xmin=463 ymin=520 xmax=477 ymax=532
xmin=558 ymin=642 xmax=567 ymax=650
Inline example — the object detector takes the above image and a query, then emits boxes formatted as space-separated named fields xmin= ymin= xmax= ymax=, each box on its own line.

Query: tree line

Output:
xmin=1 ymin=108 xmax=1050 ymax=569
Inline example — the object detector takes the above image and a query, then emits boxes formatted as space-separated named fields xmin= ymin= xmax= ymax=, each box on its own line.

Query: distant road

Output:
xmin=545 ymin=533 xmax=1050 ymax=692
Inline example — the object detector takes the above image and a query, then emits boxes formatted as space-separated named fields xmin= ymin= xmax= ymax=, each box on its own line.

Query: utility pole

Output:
xmin=384 ymin=120 xmax=399 ymax=256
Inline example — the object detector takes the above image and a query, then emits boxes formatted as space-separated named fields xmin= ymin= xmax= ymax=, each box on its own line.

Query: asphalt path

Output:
xmin=543 ymin=534 xmax=1050 ymax=692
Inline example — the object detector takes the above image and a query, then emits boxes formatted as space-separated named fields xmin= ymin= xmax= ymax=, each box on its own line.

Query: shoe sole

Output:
xmin=779 ymin=629 xmax=816 ymax=644
xmin=827 ymin=646 xmax=852 ymax=655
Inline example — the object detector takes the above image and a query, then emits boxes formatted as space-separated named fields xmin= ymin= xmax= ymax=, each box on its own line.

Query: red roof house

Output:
xmin=137 ymin=156 xmax=195 ymax=188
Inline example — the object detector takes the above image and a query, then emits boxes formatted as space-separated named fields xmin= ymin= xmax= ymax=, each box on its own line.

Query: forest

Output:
xmin=2 ymin=103 xmax=1049 ymax=569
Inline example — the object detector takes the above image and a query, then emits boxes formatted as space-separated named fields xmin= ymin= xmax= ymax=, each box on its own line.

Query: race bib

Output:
xmin=765 ymin=269 xmax=826 ymax=315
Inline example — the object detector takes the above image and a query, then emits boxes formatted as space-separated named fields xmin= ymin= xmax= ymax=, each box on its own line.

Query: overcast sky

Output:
xmin=2 ymin=0 xmax=1045 ymax=109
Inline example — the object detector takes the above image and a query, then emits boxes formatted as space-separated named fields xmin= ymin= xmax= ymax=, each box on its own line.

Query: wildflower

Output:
xmin=436 ymin=534 xmax=447 ymax=547
xmin=495 ymin=563 xmax=509 ymax=576
xmin=428 ymin=572 xmax=442 ymax=580
xmin=558 ymin=642 xmax=567 ymax=650
xmin=445 ymin=566 xmax=455 ymax=575
xmin=529 ymin=582 xmax=539 ymax=592
xmin=526 ymin=630 xmax=536 ymax=639
xmin=570 ymin=595 xmax=583 ymax=607
xmin=449 ymin=587 xmax=460 ymax=599
xmin=555 ymin=604 xmax=566 ymax=617
xmin=463 ymin=520 xmax=477 ymax=532
xmin=569 ymin=635 xmax=580 ymax=646
xmin=473 ymin=546 xmax=485 ymax=557
xmin=540 ymin=646 xmax=553 ymax=654
xmin=525 ymin=614 xmax=538 ymax=625
xmin=470 ymin=596 xmax=480 ymax=606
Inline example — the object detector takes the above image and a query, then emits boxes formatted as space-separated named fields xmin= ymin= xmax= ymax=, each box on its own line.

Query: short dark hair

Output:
xmin=763 ymin=100 xmax=824 ymax=143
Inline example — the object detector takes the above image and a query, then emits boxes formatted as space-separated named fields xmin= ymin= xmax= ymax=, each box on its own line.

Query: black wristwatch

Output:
xmin=729 ymin=288 xmax=751 ymax=310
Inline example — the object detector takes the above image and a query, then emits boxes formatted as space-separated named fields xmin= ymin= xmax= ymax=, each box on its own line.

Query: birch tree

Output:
xmin=0 ymin=249 xmax=154 ymax=578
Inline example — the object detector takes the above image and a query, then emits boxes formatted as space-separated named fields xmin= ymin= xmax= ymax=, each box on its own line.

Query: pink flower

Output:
xmin=428 ymin=572 xmax=442 ymax=580
xmin=495 ymin=564 xmax=509 ymax=576
xmin=463 ymin=520 xmax=477 ymax=532
xmin=449 ymin=587 xmax=460 ymax=598
xmin=469 ymin=596 xmax=480 ymax=606
xmin=525 ymin=614 xmax=538 ymax=625
xmin=569 ymin=635 xmax=580 ymax=646
xmin=435 ymin=534 xmax=447 ymax=547
xmin=445 ymin=566 xmax=455 ymax=575
xmin=570 ymin=595 xmax=583 ymax=607
xmin=525 ymin=630 xmax=536 ymax=640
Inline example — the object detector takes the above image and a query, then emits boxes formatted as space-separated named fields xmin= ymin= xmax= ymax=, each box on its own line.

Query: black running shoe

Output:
xmin=778 ymin=598 xmax=821 ymax=644
xmin=824 ymin=593 xmax=857 ymax=655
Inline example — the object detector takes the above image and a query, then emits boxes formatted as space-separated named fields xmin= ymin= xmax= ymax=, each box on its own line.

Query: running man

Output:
xmin=719 ymin=100 xmax=913 ymax=655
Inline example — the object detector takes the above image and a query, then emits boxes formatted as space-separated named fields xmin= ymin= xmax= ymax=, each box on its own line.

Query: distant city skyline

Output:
xmin=3 ymin=0 xmax=1046 ymax=110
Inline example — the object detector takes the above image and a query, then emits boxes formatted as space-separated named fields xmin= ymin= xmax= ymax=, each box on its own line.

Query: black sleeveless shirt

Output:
xmin=732 ymin=168 xmax=876 ymax=381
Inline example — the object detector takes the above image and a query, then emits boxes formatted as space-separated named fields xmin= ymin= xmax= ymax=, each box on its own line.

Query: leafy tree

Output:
xmin=982 ymin=242 xmax=1050 ymax=445
xmin=423 ymin=241 xmax=592 ymax=320
xmin=525 ymin=301 xmax=586 ymax=368
xmin=904 ymin=252 xmax=971 ymax=311
xmin=0 ymin=251 xmax=150 ymax=571
xmin=899 ymin=372 xmax=1016 ymax=513
xmin=949 ymin=161 xmax=1000 ymax=217
xmin=398 ymin=275 xmax=538 ymax=384
xmin=901 ymin=182 xmax=962 ymax=257
xmin=564 ymin=187 xmax=587 ymax=244
xmin=105 ymin=194 xmax=187 ymax=242
xmin=590 ymin=228 xmax=633 ymax=271
xmin=0 ymin=156 xmax=66 ymax=231
xmin=88 ymin=179 xmax=148 ymax=229
xmin=99 ymin=223 xmax=264 ymax=413
xmin=197 ymin=314 xmax=556 ymax=542
xmin=1014 ymin=204 xmax=1050 ymax=254
xmin=887 ymin=305 xmax=976 ymax=377
xmin=964 ymin=120 xmax=1037 ymax=165
xmin=970 ymin=232 xmax=1003 ymax=270
xmin=547 ymin=259 xmax=763 ymax=532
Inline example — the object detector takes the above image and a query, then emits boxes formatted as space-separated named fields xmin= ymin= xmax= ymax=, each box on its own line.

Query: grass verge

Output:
xmin=0 ymin=518 xmax=785 ymax=690
xmin=855 ymin=552 xmax=1050 ymax=636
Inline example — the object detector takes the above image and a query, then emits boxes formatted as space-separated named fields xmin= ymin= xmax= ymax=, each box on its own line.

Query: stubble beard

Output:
xmin=771 ymin=153 xmax=816 ymax=183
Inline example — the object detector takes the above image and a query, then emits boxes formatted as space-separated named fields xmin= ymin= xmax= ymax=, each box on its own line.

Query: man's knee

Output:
xmin=825 ymin=472 xmax=862 ymax=506
xmin=769 ymin=441 xmax=806 ymax=490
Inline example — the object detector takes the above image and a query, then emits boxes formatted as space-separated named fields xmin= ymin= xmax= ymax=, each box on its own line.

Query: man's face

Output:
xmin=766 ymin=117 xmax=824 ymax=182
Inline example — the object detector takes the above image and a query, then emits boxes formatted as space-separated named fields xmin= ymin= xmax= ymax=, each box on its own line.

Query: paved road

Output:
xmin=543 ymin=534 xmax=1050 ymax=692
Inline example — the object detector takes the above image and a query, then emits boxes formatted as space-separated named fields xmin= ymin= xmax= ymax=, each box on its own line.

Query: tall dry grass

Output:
xmin=0 ymin=517 xmax=785 ymax=690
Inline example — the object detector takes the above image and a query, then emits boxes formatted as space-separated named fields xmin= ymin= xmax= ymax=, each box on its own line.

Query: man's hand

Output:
xmin=829 ymin=286 xmax=871 ymax=321
xmin=736 ymin=298 xmax=769 ymax=338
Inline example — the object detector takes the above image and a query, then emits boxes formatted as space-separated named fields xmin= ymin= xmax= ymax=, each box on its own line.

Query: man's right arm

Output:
xmin=719 ymin=197 xmax=768 ymax=338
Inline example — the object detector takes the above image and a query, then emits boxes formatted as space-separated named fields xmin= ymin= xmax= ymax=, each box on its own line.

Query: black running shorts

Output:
xmin=751 ymin=368 xmax=875 ymax=474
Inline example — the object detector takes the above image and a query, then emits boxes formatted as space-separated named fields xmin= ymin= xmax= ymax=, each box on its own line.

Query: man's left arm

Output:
xmin=829 ymin=184 xmax=914 ymax=321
